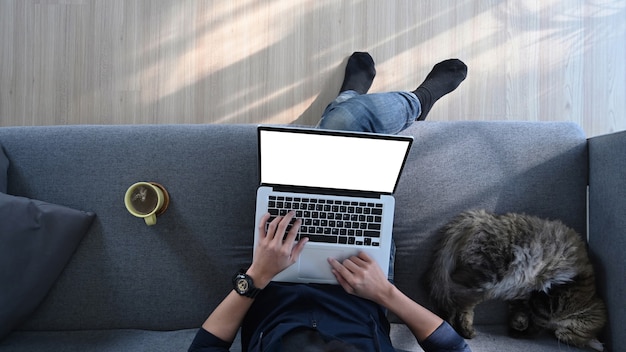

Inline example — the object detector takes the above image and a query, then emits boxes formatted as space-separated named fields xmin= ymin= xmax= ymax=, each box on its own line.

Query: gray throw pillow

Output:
xmin=0 ymin=193 xmax=95 ymax=339
xmin=0 ymin=146 xmax=8 ymax=193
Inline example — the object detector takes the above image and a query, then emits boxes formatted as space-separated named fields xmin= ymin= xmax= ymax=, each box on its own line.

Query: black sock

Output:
xmin=412 ymin=59 xmax=467 ymax=121
xmin=340 ymin=52 xmax=376 ymax=95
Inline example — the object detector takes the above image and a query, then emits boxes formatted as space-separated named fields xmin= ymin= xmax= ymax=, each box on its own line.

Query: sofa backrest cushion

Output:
xmin=0 ymin=145 xmax=8 ymax=193
xmin=0 ymin=122 xmax=588 ymax=331
xmin=393 ymin=121 xmax=588 ymax=324
xmin=588 ymin=130 xmax=626 ymax=351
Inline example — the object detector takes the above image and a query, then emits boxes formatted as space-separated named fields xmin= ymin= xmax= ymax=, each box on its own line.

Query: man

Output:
xmin=189 ymin=53 xmax=469 ymax=351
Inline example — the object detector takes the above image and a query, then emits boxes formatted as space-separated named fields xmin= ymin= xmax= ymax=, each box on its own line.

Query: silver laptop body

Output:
xmin=253 ymin=125 xmax=413 ymax=284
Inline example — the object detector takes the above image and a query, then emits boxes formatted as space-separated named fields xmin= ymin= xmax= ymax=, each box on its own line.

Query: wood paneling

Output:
xmin=1 ymin=0 xmax=624 ymax=137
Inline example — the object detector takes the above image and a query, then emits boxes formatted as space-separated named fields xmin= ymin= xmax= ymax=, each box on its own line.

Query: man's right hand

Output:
xmin=246 ymin=211 xmax=308 ymax=289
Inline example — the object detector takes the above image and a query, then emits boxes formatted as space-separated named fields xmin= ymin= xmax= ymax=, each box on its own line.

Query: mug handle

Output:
xmin=144 ymin=214 xmax=157 ymax=226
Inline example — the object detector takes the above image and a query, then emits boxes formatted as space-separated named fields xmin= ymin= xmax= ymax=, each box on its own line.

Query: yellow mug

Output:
xmin=124 ymin=182 xmax=168 ymax=226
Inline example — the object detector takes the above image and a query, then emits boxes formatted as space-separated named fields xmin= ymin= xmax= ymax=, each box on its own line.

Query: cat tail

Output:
xmin=428 ymin=224 xmax=466 ymax=318
xmin=428 ymin=210 xmax=489 ymax=318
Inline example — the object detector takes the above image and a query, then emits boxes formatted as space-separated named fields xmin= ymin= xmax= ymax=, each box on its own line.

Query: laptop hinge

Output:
xmin=268 ymin=184 xmax=383 ymax=200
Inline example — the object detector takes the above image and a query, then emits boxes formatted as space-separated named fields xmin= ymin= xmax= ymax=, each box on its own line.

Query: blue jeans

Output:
xmin=317 ymin=90 xmax=422 ymax=134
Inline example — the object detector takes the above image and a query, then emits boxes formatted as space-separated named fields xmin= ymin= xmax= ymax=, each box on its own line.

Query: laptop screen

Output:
xmin=258 ymin=126 xmax=413 ymax=194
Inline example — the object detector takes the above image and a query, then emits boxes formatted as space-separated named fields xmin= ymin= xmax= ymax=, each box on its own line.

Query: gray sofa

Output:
xmin=0 ymin=122 xmax=623 ymax=352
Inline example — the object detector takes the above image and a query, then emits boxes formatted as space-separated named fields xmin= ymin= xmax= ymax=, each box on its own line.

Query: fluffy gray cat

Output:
xmin=428 ymin=210 xmax=607 ymax=351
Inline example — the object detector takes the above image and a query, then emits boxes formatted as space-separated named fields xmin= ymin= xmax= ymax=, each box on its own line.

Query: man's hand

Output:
xmin=328 ymin=252 xmax=394 ymax=304
xmin=246 ymin=211 xmax=308 ymax=288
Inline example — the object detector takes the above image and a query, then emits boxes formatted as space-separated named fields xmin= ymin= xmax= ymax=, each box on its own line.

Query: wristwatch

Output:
xmin=232 ymin=269 xmax=262 ymax=298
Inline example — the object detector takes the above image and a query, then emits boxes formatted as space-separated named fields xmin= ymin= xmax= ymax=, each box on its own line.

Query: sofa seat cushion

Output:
xmin=390 ymin=324 xmax=590 ymax=352
xmin=0 ymin=193 xmax=95 ymax=339
xmin=0 ymin=329 xmax=204 ymax=352
xmin=0 ymin=325 xmax=590 ymax=352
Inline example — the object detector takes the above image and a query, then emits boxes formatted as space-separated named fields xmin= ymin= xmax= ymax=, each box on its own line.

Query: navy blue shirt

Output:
xmin=189 ymin=283 xmax=470 ymax=352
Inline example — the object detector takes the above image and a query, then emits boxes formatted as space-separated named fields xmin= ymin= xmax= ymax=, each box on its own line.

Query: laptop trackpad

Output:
xmin=298 ymin=248 xmax=351 ymax=280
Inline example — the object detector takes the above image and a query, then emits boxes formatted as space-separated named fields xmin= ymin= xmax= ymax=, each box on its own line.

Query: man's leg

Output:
xmin=317 ymin=52 xmax=418 ymax=133
xmin=317 ymin=89 xmax=421 ymax=134
xmin=317 ymin=53 xmax=467 ymax=134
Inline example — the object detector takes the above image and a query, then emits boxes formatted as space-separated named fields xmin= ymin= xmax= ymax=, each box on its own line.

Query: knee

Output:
xmin=318 ymin=107 xmax=367 ymax=132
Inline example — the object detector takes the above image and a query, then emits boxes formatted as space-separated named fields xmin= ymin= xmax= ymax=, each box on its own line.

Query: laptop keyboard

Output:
xmin=266 ymin=195 xmax=383 ymax=246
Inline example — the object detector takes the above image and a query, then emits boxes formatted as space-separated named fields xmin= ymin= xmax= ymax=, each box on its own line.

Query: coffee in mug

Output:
xmin=124 ymin=182 xmax=169 ymax=225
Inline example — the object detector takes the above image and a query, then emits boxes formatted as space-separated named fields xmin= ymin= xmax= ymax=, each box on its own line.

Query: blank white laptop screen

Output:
xmin=259 ymin=128 xmax=412 ymax=194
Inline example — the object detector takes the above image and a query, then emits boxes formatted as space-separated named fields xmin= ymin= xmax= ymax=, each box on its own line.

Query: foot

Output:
xmin=455 ymin=309 xmax=477 ymax=339
xmin=340 ymin=52 xmax=376 ymax=95
xmin=413 ymin=59 xmax=467 ymax=121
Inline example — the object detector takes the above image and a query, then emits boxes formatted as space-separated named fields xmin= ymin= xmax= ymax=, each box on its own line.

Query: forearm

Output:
xmin=201 ymin=290 xmax=254 ymax=342
xmin=378 ymin=285 xmax=443 ymax=342
xmin=201 ymin=266 xmax=272 ymax=342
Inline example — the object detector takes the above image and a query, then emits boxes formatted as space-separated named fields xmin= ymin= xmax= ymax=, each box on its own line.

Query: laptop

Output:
xmin=253 ymin=125 xmax=413 ymax=284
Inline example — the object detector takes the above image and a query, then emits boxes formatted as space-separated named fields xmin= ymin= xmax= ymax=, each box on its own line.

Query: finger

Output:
xmin=348 ymin=254 xmax=368 ymax=268
xmin=274 ymin=211 xmax=295 ymax=242
xmin=331 ymin=268 xmax=354 ymax=294
xmin=259 ymin=213 xmax=271 ymax=236
xmin=357 ymin=251 xmax=373 ymax=262
xmin=328 ymin=257 xmax=353 ymax=278
xmin=285 ymin=217 xmax=301 ymax=238
xmin=328 ymin=256 xmax=341 ymax=270
xmin=284 ymin=218 xmax=302 ymax=244
xmin=266 ymin=215 xmax=284 ymax=239
xmin=342 ymin=257 xmax=364 ymax=274
xmin=356 ymin=251 xmax=384 ymax=274
xmin=290 ymin=235 xmax=308 ymax=259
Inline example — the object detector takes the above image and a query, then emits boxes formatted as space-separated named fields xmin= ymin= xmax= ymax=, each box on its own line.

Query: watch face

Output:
xmin=236 ymin=278 xmax=249 ymax=293
xmin=233 ymin=271 xmax=260 ymax=298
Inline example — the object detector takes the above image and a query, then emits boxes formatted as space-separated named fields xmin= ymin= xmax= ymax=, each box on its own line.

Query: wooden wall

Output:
xmin=1 ymin=0 xmax=625 ymax=137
